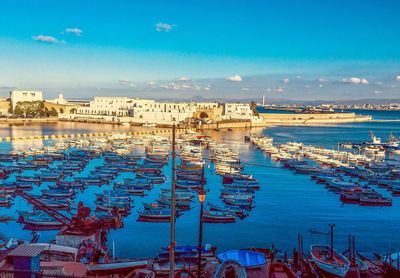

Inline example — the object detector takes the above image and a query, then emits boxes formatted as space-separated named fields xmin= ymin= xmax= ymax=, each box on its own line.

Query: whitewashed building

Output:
xmin=46 ymin=94 xmax=68 ymax=105
xmin=222 ymin=103 xmax=254 ymax=120
xmin=10 ymin=90 xmax=43 ymax=110
xmin=130 ymin=101 xmax=196 ymax=123
xmin=77 ymin=97 xmax=138 ymax=116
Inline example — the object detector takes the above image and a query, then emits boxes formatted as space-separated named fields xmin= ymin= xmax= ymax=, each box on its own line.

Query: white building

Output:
xmin=74 ymin=96 xmax=195 ymax=124
xmin=131 ymin=101 xmax=196 ymax=123
xmin=222 ymin=103 xmax=254 ymax=120
xmin=195 ymin=102 xmax=220 ymax=109
xmin=10 ymin=90 xmax=43 ymax=110
xmin=47 ymin=93 xmax=68 ymax=105
xmin=77 ymin=97 xmax=140 ymax=116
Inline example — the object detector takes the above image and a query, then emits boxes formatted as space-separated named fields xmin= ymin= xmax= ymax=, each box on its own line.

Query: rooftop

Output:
xmin=8 ymin=244 xmax=46 ymax=257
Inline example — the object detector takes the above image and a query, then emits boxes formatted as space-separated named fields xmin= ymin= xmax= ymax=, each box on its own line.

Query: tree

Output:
xmin=250 ymin=101 xmax=259 ymax=116
xmin=48 ymin=109 xmax=58 ymax=117
xmin=13 ymin=101 xmax=54 ymax=118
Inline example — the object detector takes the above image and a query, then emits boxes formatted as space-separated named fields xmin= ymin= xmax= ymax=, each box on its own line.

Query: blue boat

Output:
xmin=217 ymin=250 xmax=266 ymax=269
xmin=157 ymin=245 xmax=217 ymax=259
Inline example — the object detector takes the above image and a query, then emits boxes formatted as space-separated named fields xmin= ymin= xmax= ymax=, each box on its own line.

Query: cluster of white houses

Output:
xmin=4 ymin=90 xmax=260 ymax=124
xmin=75 ymin=96 xmax=258 ymax=124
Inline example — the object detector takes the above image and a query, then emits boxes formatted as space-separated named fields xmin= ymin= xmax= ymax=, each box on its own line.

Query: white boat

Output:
xmin=143 ymin=122 xmax=156 ymax=128
xmin=310 ymin=244 xmax=350 ymax=277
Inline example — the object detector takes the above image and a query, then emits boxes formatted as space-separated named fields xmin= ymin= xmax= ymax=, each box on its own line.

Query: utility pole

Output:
xmin=169 ymin=124 xmax=176 ymax=278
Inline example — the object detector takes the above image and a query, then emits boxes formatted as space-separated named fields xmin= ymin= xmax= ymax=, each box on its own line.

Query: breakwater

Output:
xmin=259 ymin=112 xmax=372 ymax=125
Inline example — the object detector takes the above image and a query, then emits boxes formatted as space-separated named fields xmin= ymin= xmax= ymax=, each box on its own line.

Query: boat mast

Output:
xmin=329 ymin=224 xmax=335 ymax=259
xmin=169 ymin=123 xmax=176 ymax=278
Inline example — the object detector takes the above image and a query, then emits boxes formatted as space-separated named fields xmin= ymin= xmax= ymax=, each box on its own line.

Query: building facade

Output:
xmin=222 ymin=103 xmax=254 ymax=120
xmin=10 ymin=90 xmax=43 ymax=111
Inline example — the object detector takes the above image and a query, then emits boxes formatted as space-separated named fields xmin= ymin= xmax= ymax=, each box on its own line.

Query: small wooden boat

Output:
xmin=214 ymin=259 xmax=247 ymax=278
xmin=217 ymin=250 xmax=266 ymax=269
xmin=15 ymin=175 xmax=41 ymax=184
xmin=203 ymin=210 xmax=236 ymax=223
xmin=310 ymin=244 xmax=350 ymax=277
xmin=137 ymin=209 xmax=172 ymax=222
xmin=22 ymin=215 xmax=64 ymax=229
xmin=268 ymin=262 xmax=296 ymax=278
xmin=157 ymin=245 xmax=217 ymax=259
xmin=153 ymin=258 xmax=205 ymax=276
xmin=86 ymin=260 xmax=149 ymax=275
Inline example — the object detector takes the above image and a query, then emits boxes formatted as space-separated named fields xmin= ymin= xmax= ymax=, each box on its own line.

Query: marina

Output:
xmin=0 ymin=111 xmax=398 ymax=277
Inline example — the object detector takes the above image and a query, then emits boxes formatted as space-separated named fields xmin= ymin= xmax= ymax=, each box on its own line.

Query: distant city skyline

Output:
xmin=0 ymin=0 xmax=399 ymax=100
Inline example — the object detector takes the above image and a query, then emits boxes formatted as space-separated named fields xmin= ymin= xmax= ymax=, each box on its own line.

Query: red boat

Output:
xmin=268 ymin=262 xmax=297 ymax=278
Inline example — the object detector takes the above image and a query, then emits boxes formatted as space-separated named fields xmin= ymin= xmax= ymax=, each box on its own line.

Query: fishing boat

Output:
xmin=310 ymin=244 xmax=350 ymax=277
xmin=15 ymin=175 xmax=41 ymax=184
xmin=86 ymin=260 xmax=149 ymax=275
xmin=95 ymin=201 xmax=131 ymax=214
xmin=217 ymin=250 xmax=266 ymax=269
xmin=137 ymin=209 xmax=172 ymax=222
xmin=142 ymin=122 xmax=156 ymax=128
xmin=203 ymin=210 xmax=236 ymax=223
xmin=214 ymin=259 xmax=247 ymax=278
xmin=157 ymin=245 xmax=217 ymax=259
xmin=268 ymin=262 xmax=296 ymax=278
xmin=207 ymin=202 xmax=248 ymax=219
xmin=22 ymin=215 xmax=64 ymax=229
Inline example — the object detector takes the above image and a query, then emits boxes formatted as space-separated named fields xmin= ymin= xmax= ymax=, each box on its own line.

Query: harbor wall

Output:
xmin=0 ymin=127 xmax=196 ymax=142
xmin=197 ymin=120 xmax=265 ymax=130
xmin=259 ymin=112 xmax=372 ymax=125
xmin=0 ymin=117 xmax=58 ymax=124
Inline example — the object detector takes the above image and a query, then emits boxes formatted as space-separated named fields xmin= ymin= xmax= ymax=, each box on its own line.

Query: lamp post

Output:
xmin=197 ymin=188 xmax=206 ymax=278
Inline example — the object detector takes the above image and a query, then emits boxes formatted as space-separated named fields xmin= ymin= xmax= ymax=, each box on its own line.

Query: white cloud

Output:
xmin=118 ymin=80 xmax=136 ymax=87
xmin=342 ymin=77 xmax=368 ymax=84
xmin=225 ymin=75 xmax=243 ymax=82
xmin=318 ymin=78 xmax=329 ymax=83
xmin=396 ymin=75 xmax=400 ymax=80
xmin=32 ymin=35 xmax=65 ymax=44
xmin=64 ymin=27 xmax=83 ymax=36
xmin=273 ymin=87 xmax=284 ymax=93
xmin=155 ymin=22 xmax=175 ymax=32
xmin=178 ymin=76 xmax=190 ymax=81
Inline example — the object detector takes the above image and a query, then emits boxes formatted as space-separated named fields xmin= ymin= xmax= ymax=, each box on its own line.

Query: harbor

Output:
xmin=0 ymin=109 xmax=397 ymax=277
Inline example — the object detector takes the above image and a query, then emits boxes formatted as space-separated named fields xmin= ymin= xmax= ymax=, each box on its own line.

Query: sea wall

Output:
xmin=197 ymin=121 xmax=265 ymax=130
xmin=0 ymin=117 xmax=58 ymax=124
xmin=259 ymin=112 xmax=372 ymax=125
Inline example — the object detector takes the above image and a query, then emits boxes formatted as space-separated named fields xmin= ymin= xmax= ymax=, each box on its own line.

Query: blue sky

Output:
xmin=0 ymin=0 xmax=399 ymax=101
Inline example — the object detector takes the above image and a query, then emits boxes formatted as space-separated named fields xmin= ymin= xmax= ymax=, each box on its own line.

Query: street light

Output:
xmin=197 ymin=187 xmax=206 ymax=278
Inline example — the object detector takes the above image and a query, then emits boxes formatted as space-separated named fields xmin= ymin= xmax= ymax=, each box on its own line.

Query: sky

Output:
xmin=0 ymin=0 xmax=399 ymax=101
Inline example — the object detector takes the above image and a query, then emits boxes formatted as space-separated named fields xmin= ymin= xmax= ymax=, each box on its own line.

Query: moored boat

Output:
xmin=310 ymin=244 xmax=350 ymax=277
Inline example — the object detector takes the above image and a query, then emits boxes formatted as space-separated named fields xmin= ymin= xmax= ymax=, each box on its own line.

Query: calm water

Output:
xmin=0 ymin=111 xmax=399 ymax=259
